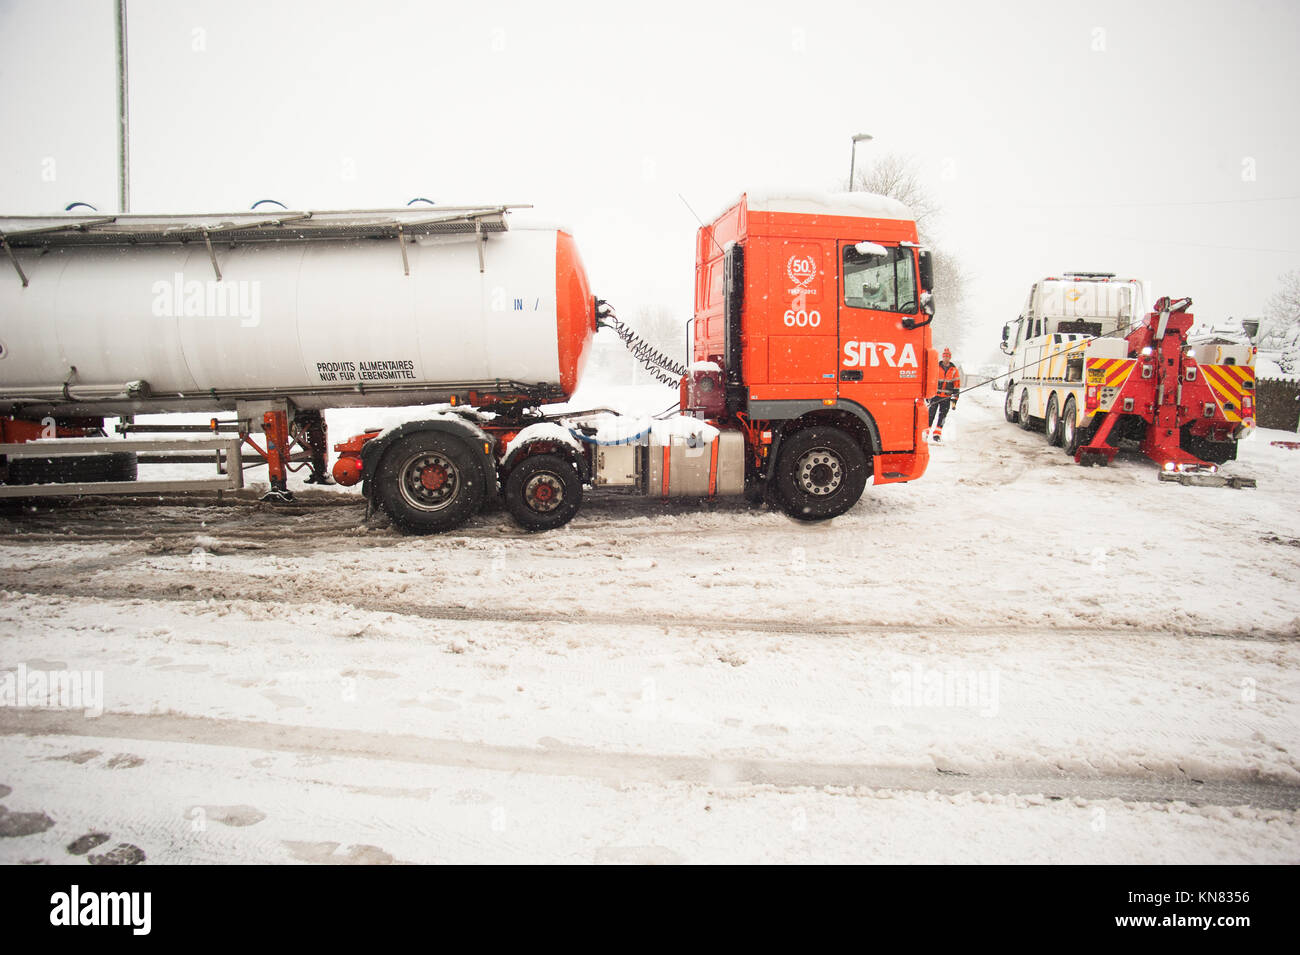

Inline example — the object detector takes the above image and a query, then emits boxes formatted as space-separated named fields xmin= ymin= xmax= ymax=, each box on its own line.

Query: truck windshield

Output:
xmin=843 ymin=245 xmax=917 ymax=314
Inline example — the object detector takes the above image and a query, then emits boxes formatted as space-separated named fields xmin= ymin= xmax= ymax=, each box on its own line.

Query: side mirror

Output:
xmin=1002 ymin=323 xmax=1010 ymax=343
xmin=918 ymin=250 xmax=934 ymax=293
xmin=920 ymin=290 xmax=935 ymax=316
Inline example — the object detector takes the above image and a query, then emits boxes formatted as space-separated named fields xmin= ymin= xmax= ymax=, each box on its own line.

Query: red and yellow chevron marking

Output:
xmin=1199 ymin=363 xmax=1255 ymax=424
xmin=1085 ymin=358 xmax=1135 ymax=389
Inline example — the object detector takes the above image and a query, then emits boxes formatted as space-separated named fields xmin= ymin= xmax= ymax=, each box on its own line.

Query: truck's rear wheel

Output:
xmin=774 ymin=427 xmax=868 ymax=521
xmin=1003 ymin=387 xmax=1018 ymax=423
xmin=5 ymin=451 xmax=137 ymax=486
xmin=503 ymin=453 xmax=583 ymax=532
xmin=1062 ymin=397 xmax=1082 ymax=456
xmin=1018 ymin=391 xmax=1036 ymax=431
xmin=376 ymin=431 xmax=485 ymax=534
xmin=1044 ymin=395 xmax=1062 ymax=446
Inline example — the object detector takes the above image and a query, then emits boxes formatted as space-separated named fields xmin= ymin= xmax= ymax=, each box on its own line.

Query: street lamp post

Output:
xmin=848 ymin=133 xmax=872 ymax=191
xmin=115 ymin=0 xmax=130 ymax=213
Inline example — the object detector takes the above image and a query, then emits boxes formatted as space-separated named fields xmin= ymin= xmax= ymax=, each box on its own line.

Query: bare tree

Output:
xmin=848 ymin=152 xmax=940 ymax=234
xmin=845 ymin=152 xmax=973 ymax=351
xmin=1266 ymin=270 xmax=1300 ymax=374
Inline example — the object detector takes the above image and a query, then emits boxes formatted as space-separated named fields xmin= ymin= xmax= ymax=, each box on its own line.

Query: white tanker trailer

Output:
xmin=0 ymin=206 xmax=594 ymax=416
xmin=2 ymin=194 xmax=937 ymax=532
xmin=0 ymin=206 xmax=599 ymax=509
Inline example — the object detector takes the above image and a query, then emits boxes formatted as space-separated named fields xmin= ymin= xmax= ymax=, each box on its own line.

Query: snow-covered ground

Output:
xmin=2 ymin=385 xmax=1298 ymax=863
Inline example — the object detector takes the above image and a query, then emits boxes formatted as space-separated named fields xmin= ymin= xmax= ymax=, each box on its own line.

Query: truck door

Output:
xmin=837 ymin=241 xmax=923 ymax=388
xmin=766 ymin=239 xmax=838 ymax=390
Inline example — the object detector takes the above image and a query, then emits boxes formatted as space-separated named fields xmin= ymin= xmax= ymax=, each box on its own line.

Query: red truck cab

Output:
xmin=691 ymin=192 xmax=936 ymax=490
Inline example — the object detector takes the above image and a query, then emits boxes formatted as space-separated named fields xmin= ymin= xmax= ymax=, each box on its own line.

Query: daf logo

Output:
xmin=786 ymin=255 xmax=817 ymax=288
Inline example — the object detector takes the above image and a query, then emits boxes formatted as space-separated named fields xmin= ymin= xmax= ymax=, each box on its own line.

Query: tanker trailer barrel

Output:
xmin=0 ymin=206 xmax=594 ymax=418
xmin=0 ymin=206 xmax=598 ymax=508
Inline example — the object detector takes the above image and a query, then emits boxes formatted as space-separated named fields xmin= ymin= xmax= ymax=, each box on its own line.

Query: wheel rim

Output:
xmin=795 ymin=448 xmax=843 ymax=496
xmin=1063 ymin=410 xmax=1075 ymax=447
xmin=397 ymin=451 xmax=460 ymax=511
xmin=522 ymin=471 xmax=564 ymax=513
xmin=1047 ymin=402 xmax=1058 ymax=434
xmin=1020 ymin=395 xmax=1030 ymax=420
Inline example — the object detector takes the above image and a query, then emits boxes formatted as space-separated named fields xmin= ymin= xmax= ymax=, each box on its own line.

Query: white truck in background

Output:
xmin=1000 ymin=273 xmax=1149 ymax=441
xmin=1000 ymin=272 xmax=1256 ymax=470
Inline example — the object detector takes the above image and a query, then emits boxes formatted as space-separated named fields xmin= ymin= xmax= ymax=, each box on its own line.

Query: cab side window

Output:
xmin=843 ymin=245 xmax=917 ymax=314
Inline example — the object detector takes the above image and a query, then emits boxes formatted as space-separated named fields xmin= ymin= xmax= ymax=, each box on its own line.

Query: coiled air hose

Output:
xmin=596 ymin=301 xmax=687 ymax=388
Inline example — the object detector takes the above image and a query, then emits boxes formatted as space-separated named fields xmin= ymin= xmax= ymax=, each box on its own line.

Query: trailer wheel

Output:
xmin=376 ymin=431 xmax=485 ymax=534
xmin=5 ymin=451 xmax=137 ymax=486
xmin=774 ymin=427 xmax=868 ymax=521
xmin=1003 ymin=387 xmax=1018 ymax=423
xmin=1018 ymin=391 xmax=1036 ymax=431
xmin=1044 ymin=395 xmax=1063 ymax=446
xmin=503 ymin=453 xmax=583 ymax=532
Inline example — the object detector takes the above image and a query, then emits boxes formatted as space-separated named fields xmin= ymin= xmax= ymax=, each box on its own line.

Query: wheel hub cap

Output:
xmin=796 ymin=449 xmax=843 ymax=496
xmin=399 ymin=452 xmax=459 ymax=511
xmin=525 ymin=473 xmax=562 ymax=512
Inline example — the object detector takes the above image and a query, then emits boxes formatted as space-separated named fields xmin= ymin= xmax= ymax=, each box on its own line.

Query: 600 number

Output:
xmin=783 ymin=309 xmax=822 ymax=328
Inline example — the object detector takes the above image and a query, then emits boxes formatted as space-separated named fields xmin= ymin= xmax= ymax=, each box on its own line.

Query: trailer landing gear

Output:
xmin=294 ymin=410 xmax=333 ymax=486
xmin=259 ymin=410 xmax=295 ymax=503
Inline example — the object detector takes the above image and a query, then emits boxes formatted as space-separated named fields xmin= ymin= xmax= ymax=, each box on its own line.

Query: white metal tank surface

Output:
xmin=0 ymin=209 xmax=595 ymax=417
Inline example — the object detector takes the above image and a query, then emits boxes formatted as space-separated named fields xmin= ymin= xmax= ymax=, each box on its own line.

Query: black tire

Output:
xmin=1061 ymin=397 xmax=1081 ymax=457
xmin=1003 ymin=386 xmax=1018 ymax=423
xmin=503 ymin=453 xmax=583 ymax=532
xmin=773 ymin=427 xmax=869 ymax=521
xmin=5 ymin=451 xmax=137 ymax=486
xmin=1044 ymin=394 xmax=1062 ymax=446
xmin=375 ymin=430 xmax=486 ymax=534
xmin=1018 ymin=391 xmax=1036 ymax=431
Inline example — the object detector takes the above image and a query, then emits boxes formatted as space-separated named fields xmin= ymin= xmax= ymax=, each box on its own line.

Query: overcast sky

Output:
xmin=2 ymin=0 xmax=1297 ymax=357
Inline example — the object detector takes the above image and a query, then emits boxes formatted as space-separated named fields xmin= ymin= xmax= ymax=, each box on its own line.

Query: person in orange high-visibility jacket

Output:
xmin=927 ymin=348 xmax=961 ymax=442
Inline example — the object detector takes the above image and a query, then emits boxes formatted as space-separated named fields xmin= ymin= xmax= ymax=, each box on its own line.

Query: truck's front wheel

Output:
xmin=774 ymin=427 xmax=869 ymax=521
xmin=376 ymin=431 xmax=485 ymax=534
xmin=503 ymin=453 xmax=583 ymax=532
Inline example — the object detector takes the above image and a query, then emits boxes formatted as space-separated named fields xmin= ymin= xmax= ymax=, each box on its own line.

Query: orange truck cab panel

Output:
xmin=693 ymin=192 xmax=935 ymax=484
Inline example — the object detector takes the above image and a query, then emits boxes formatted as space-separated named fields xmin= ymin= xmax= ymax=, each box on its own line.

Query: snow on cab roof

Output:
xmin=744 ymin=190 xmax=913 ymax=221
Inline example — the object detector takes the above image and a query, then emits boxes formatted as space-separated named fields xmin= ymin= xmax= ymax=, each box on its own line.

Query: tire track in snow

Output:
xmin=0 ymin=575 xmax=1291 ymax=643
xmin=2 ymin=709 xmax=1296 ymax=810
